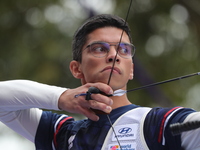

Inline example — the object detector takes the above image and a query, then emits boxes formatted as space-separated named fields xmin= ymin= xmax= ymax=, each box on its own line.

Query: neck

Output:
xmin=110 ymin=94 xmax=131 ymax=109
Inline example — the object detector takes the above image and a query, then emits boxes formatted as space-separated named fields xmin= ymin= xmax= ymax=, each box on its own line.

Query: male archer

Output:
xmin=1 ymin=14 xmax=200 ymax=150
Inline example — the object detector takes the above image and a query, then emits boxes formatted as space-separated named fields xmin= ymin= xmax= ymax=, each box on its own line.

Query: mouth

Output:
xmin=101 ymin=66 xmax=121 ymax=74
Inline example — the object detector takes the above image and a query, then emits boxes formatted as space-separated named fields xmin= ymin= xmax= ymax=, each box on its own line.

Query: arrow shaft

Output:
xmin=126 ymin=72 xmax=200 ymax=93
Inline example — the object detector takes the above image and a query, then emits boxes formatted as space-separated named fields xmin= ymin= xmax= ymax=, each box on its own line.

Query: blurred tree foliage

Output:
xmin=0 ymin=0 xmax=200 ymax=111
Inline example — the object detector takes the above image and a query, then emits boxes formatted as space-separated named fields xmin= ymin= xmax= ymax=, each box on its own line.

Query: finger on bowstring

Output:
xmin=89 ymin=83 xmax=113 ymax=96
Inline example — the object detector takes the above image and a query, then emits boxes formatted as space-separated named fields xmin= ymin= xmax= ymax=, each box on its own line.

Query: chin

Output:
xmin=109 ymin=83 xmax=126 ymax=91
xmin=86 ymin=77 xmax=127 ymax=90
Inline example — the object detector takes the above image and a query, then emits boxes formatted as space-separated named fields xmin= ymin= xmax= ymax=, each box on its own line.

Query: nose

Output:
xmin=106 ymin=46 xmax=120 ymax=63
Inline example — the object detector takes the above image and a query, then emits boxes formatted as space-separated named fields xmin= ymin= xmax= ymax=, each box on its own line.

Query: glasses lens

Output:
xmin=118 ymin=43 xmax=134 ymax=58
xmin=87 ymin=42 xmax=135 ymax=58
xmin=89 ymin=42 xmax=109 ymax=57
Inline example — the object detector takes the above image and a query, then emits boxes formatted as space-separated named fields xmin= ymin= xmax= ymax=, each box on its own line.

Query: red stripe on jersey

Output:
xmin=53 ymin=116 xmax=73 ymax=148
xmin=158 ymin=107 xmax=181 ymax=143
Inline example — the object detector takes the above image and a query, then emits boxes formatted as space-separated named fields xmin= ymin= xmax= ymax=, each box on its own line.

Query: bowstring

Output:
xmin=106 ymin=0 xmax=133 ymax=149
xmin=107 ymin=0 xmax=133 ymax=85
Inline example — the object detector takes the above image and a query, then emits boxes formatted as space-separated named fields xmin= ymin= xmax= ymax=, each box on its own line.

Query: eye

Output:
xmin=118 ymin=45 xmax=131 ymax=56
xmin=90 ymin=43 xmax=107 ymax=54
xmin=121 ymin=48 xmax=129 ymax=54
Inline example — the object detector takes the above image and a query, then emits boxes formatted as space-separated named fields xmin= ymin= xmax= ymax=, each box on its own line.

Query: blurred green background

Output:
xmin=0 ymin=0 xmax=200 ymax=149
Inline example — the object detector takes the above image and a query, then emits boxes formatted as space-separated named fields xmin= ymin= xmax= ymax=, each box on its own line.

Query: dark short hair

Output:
xmin=72 ymin=14 xmax=132 ymax=62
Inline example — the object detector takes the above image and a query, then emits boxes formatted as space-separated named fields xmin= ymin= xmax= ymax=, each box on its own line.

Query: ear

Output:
xmin=129 ymin=63 xmax=134 ymax=80
xmin=69 ymin=60 xmax=84 ymax=79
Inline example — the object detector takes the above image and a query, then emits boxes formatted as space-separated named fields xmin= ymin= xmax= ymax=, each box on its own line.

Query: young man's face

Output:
xmin=71 ymin=27 xmax=134 ymax=91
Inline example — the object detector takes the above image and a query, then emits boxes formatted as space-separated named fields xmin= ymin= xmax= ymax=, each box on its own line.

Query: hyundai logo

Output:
xmin=118 ymin=127 xmax=132 ymax=134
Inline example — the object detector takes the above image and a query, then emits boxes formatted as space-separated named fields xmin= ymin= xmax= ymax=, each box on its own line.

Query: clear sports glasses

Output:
xmin=84 ymin=42 xmax=135 ymax=59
